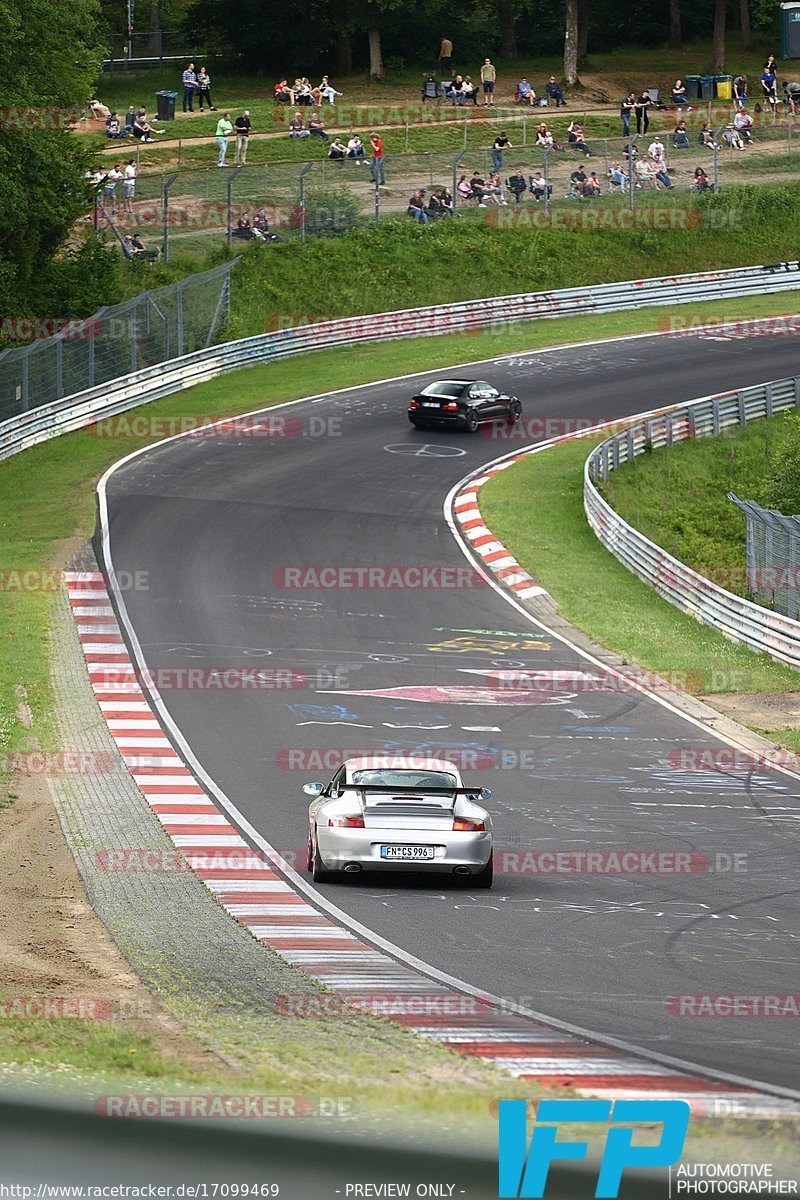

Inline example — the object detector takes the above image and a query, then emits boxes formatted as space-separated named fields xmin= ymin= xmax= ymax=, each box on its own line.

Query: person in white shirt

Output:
xmin=123 ymin=160 xmax=137 ymax=216
xmin=103 ymin=164 xmax=123 ymax=214
xmin=346 ymin=135 xmax=366 ymax=162
xmin=647 ymin=137 xmax=666 ymax=167
xmin=733 ymin=108 xmax=754 ymax=142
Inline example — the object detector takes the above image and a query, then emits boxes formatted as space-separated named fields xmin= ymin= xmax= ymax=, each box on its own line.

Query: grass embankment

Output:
xmin=479 ymin=434 xmax=800 ymax=700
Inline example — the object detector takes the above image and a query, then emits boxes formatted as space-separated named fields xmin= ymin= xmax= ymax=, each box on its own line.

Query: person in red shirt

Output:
xmin=369 ymin=133 xmax=386 ymax=185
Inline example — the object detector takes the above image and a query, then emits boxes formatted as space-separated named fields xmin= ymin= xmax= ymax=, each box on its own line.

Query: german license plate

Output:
xmin=421 ymin=402 xmax=440 ymax=408
xmin=380 ymin=844 xmax=435 ymax=860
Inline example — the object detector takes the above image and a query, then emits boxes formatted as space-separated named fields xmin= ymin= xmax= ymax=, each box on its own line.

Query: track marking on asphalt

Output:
xmin=383 ymin=443 xmax=467 ymax=457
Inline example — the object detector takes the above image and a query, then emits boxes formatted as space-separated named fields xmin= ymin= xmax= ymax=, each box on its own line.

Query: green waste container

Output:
xmin=684 ymin=75 xmax=702 ymax=99
xmin=715 ymin=76 xmax=733 ymax=99
xmin=155 ymin=90 xmax=178 ymax=121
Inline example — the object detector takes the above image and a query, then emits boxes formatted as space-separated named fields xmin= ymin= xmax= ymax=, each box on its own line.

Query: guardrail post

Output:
xmin=765 ymin=384 xmax=773 ymax=418
xmin=161 ymin=172 xmax=178 ymax=264
xmin=712 ymin=396 xmax=721 ymax=434
xmin=227 ymin=167 xmax=244 ymax=250
xmin=738 ymin=391 xmax=746 ymax=425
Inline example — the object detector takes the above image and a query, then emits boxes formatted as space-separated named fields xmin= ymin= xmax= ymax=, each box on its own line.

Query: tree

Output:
xmin=368 ymin=27 xmax=384 ymax=78
xmin=564 ymin=0 xmax=579 ymax=86
xmin=577 ymin=0 xmax=589 ymax=66
xmin=711 ymin=0 xmax=727 ymax=73
xmin=739 ymin=0 xmax=753 ymax=51
xmin=669 ymin=0 xmax=682 ymax=48
xmin=497 ymin=0 xmax=518 ymax=58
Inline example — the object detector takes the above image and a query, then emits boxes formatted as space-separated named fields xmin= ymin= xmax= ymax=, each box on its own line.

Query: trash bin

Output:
xmin=699 ymin=76 xmax=714 ymax=100
xmin=155 ymin=90 xmax=178 ymax=121
xmin=715 ymin=75 xmax=733 ymax=99
xmin=684 ymin=75 xmax=702 ymax=99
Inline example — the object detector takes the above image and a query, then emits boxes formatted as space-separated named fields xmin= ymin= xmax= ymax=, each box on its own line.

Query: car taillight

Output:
xmin=328 ymin=814 xmax=365 ymax=828
xmin=453 ymin=817 xmax=486 ymax=831
xmin=442 ymin=402 xmax=459 ymax=410
xmin=409 ymin=400 xmax=420 ymax=409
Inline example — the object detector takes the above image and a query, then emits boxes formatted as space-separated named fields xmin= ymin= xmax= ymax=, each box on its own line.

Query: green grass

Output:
xmin=598 ymin=411 xmax=794 ymax=597
xmin=2 ymin=289 xmax=800 ymax=777
xmin=725 ymin=150 xmax=800 ymax=174
xmin=479 ymin=433 xmax=800 ymax=698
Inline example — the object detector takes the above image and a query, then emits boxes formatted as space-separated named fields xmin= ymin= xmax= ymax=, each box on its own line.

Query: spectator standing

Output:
xmin=635 ymin=90 xmax=653 ymax=134
xmin=182 ymin=63 xmax=197 ymax=113
xmin=215 ymin=112 xmax=233 ymax=165
xmin=308 ymin=111 xmax=330 ymax=142
xmin=733 ymin=74 xmax=748 ymax=108
xmin=492 ymin=131 xmax=511 ymax=172
xmin=197 ymin=67 xmax=216 ymax=111
xmin=369 ymin=133 xmax=386 ymax=185
xmin=103 ymin=163 xmax=123 ymax=214
xmin=123 ymin=159 xmax=137 ymax=216
xmin=620 ymin=91 xmax=636 ymax=137
xmin=234 ymin=110 xmax=251 ymax=163
xmin=438 ymin=37 xmax=453 ymax=77
xmin=783 ymin=80 xmax=800 ymax=115
xmin=480 ymin=58 xmax=496 ymax=106
xmin=761 ymin=66 xmax=778 ymax=109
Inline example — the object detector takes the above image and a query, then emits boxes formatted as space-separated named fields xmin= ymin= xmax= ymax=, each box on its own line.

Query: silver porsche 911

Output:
xmin=303 ymin=756 xmax=494 ymax=887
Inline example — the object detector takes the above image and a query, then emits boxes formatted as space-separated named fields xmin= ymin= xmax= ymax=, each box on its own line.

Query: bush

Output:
xmin=761 ymin=412 xmax=800 ymax=515
xmin=302 ymin=186 xmax=362 ymax=237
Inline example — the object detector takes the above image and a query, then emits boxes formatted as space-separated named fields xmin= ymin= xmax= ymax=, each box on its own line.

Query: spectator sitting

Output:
xmin=318 ymin=76 xmax=342 ymax=104
xmin=530 ymin=171 xmax=551 ymax=201
xmin=568 ymin=166 xmax=587 ymax=196
xmin=733 ymin=108 xmax=754 ymax=142
xmin=456 ymin=174 xmax=473 ymax=202
xmin=232 ymin=214 xmax=258 ymax=239
xmin=407 ymin=188 xmax=429 ymax=224
xmin=436 ymin=186 xmax=458 ymax=215
xmin=536 ymin=122 xmax=554 ymax=148
xmin=89 ymin=97 xmax=111 ymax=121
xmin=274 ymin=80 xmax=294 ymax=105
xmin=253 ymin=207 xmax=279 ymax=240
xmin=582 ymin=170 xmax=602 ymax=196
xmin=516 ymin=78 xmax=536 ymax=106
xmin=288 ymin=112 xmax=310 ymax=138
xmin=634 ymin=158 xmax=655 ymax=188
xmin=463 ymin=76 xmax=480 ymax=105
xmin=673 ymin=120 xmax=690 ymax=148
xmin=449 ymin=75 xmax=467 ymax=105
xmin=294 ymin=78 xmax=314 ymax=105
xmin=651 ymin=157 xmax=674 ymax=188
xmin=328 ymin=137 xmax=347 ymax=160
xmin=723 ymin=124 xmax=745 ymax=151
xmin=608 ymin=161 xmax=628 ymax=191
xmin=671 ymin=79 xmax=693 ymax=110
xmin=507 ymin=169 xmax=527 ymax=202
xmin=567 ymin=120 xmax=591 ymax=155
xmin=124 ymin=106 xmax=136 ymax=134
xmin=470 ymin=170 xmax=488 ymax=206
xmin=545 ymin=76 xmax=566 ymax=107
xmin=133 ymin=111 xmax=164 ymax=141
xmin=422 ymin=74 xmax=440 ymax=102
xmin=346 ymin=135 xmax=366 ymax=162
xmin=484 ymin=171 xmax=508 ymax=204
xmin=308 ymin=110 xmax=330 ymax=141
xmin=106 ymin=112 xmax=127 ymax=138
xmin=124 ymin=234 xmax=156 ymax=260
xmin=699 ymin=122 xmax=716 ymax=148
xmin=693 ymin=166 xmax=711 ymax=191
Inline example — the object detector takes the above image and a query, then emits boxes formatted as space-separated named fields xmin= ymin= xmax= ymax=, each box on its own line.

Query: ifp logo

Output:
xmin=498 ymin=1099 xmax=689 ymax=1198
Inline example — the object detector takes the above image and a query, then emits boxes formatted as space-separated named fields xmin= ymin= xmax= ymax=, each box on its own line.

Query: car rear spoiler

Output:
xmin=352 ymin=785 xmax=483 ymax=797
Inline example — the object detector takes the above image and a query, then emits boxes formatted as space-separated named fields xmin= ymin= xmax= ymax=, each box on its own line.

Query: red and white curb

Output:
xmin=452 ymin=463 xmax=548 ymax=599
xmin=66 ymin=569 xmax=797 ymax=1118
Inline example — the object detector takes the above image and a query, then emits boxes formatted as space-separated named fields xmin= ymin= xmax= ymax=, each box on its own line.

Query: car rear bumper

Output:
xmin=409 ymin=411 xmax=467 ymax=428
xmin=317 ymin=826 xmax=492 ymax=873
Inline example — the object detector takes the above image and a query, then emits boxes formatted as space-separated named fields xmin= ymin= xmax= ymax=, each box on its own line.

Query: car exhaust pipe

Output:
xmin=453 ymin=865 xmax=471 ymax=876
xmin=343 ymin=862 xmax=362 ymax=873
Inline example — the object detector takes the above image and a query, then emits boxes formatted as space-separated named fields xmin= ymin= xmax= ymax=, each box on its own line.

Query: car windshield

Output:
xmin=351 ymin=769 xmax=458 ymax=789
xmin=420 ymin=382 xmax=467 ymax=397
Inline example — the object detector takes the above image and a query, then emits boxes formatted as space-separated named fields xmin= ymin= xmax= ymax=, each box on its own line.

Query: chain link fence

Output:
xmin=0 ymin=261 xmax=236 ymax=424
xmin=95 ymin=110 xmax=800 ymax=259
xmin=729 ymin=494 xmax=800 ymax=620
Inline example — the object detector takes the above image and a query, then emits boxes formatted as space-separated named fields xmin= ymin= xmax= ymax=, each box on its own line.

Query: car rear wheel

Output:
xmin=311 ymin=830 xmax=338 ymax=883
xmin=471 ymin=858 xmax=494 ymax=889
xmin=465 ymin=410 xmax=480 ymax=433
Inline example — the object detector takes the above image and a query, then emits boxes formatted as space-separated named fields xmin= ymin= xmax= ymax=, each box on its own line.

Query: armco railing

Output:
xmin=2 ymin=260 xmax=800 ymax=463
xmin=584 ymin=375 xmax=800 ymax=669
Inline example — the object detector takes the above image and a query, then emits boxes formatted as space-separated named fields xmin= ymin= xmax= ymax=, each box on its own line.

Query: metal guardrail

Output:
xmin=2 ymin=261 xmax=800 ymax=464
xmin=584 ymin=374 xmax=800 ymax=669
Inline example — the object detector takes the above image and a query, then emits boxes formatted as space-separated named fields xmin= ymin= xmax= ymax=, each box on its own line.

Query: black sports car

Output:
xmin=408 ymin=379 xmax=522 ymax=432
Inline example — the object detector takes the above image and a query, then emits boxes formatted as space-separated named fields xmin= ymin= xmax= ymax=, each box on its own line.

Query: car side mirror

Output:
xmin=480 ymin=787 xmax=492 ymax=801
xmin=303 ymin=782 xmax=324 ymax=797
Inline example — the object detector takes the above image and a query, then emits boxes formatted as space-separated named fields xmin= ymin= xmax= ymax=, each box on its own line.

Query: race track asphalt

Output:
xmin=100 ymin=328 xmax=800 ymax=1091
